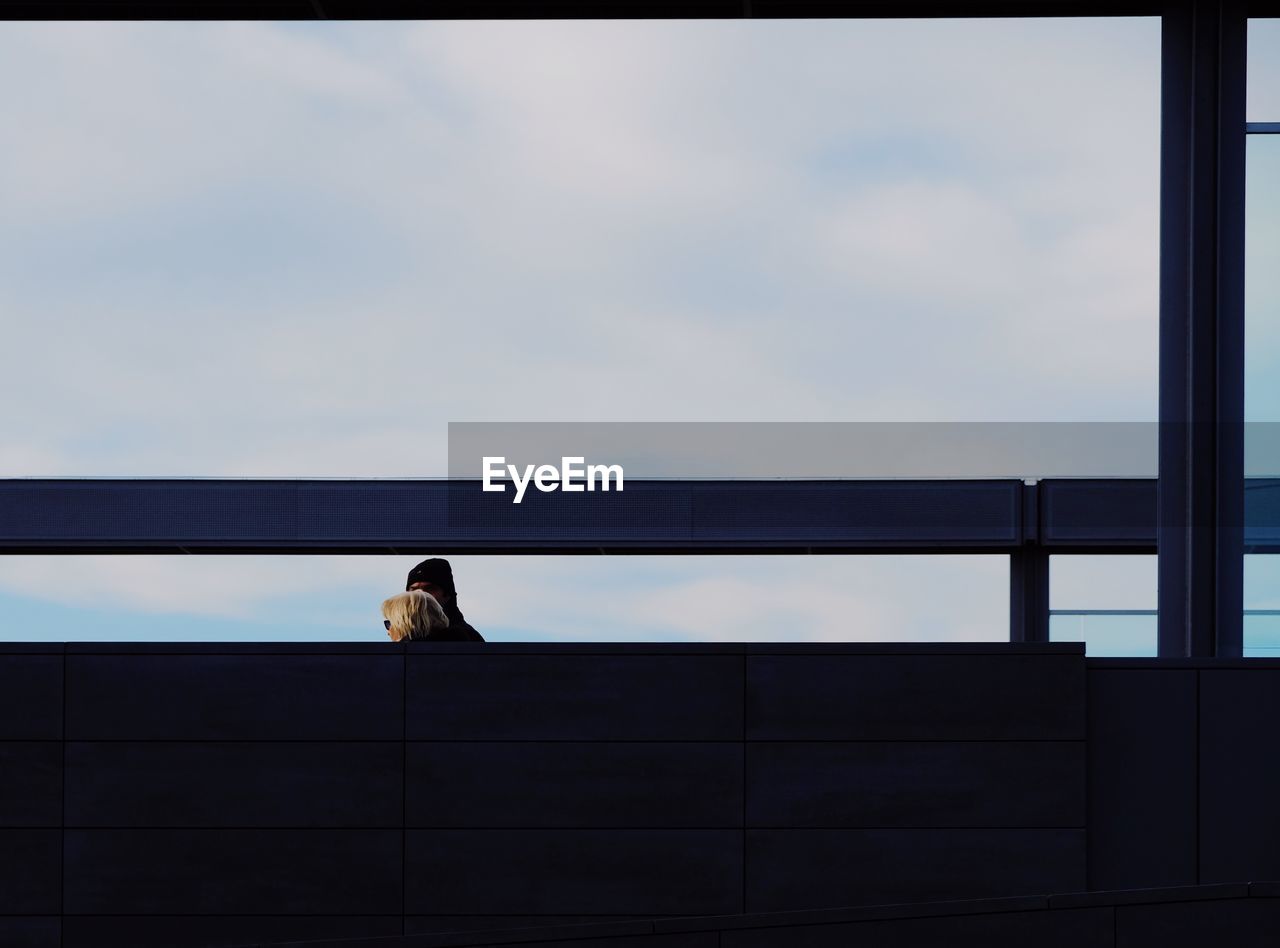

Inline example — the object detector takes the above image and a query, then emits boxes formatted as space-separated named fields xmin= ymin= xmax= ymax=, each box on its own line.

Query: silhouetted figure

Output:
xmin=382 ymin=589 xmax=451 ymax=642
xmin=405 ymin=557 xmax=484 ymax=642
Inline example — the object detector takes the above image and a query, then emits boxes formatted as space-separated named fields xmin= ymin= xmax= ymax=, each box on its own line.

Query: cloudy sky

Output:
xmin=0 ymin=18 xmax=1275 ymax=648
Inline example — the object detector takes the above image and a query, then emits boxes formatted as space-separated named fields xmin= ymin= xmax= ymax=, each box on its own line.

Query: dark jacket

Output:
xmin=427 ymin=602 xmax=484 ymax=642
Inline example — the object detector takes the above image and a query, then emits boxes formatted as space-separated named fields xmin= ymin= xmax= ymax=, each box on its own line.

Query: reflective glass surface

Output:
xmin=1049 ymin=554 xmax=1156 ymax=656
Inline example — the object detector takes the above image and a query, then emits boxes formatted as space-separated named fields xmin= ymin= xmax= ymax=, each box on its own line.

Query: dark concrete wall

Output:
xmin=0 ymin=646 xmax=63 ymax=948
xmin=11 ymin=644 xmax=1280 ymax=948
xmin=233 ymin=884 xmax=1280 ymax=948
xmin=1085 ymin=659 xmax=1280 ymax=892
xmin=0 ymin=642 xmax=1087 ymax=948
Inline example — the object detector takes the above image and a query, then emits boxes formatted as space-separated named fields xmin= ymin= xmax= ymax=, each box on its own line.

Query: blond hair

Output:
xmin=382 ymin=589 xmax=450 ymax=641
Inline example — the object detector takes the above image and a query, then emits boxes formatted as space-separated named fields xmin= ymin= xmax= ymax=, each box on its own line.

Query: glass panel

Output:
xmin=1049 ymin=613 xmax=1157 ymax=658
xmin=1049 ymin=554 xmax=1156 ymax=656
xmin=1246 ymin=138 xmax=1280 ymax=425
xmin=1244 ymin=614 xmax=1280 ymax=657
xmin=1245 ymin=555 xmax=1280 ymax=657
xmin=1248 ymin=18 xmax=1280 ymax=122
xmin=0 ymin=19 xmax=1159 ymax=478
xmin=0 ymin=554 xmax=1007 ymax=642
xmin=1246 ymin=128 xmax=1280 ymax=656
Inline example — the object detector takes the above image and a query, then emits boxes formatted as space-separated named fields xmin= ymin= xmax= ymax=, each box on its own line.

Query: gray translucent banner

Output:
xmin=448 ymin=422 xmax=1170 ymax=480
xmin=449 ymin=422 xmax=1280 ymax=481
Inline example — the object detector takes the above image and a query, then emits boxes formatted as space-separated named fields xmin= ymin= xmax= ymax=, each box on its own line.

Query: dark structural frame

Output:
xmin=0 ymin=0 xmax=1275 ymax=657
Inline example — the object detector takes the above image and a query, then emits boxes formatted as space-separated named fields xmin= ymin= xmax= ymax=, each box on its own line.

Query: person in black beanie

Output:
xmin=405 ymin=558 xmax=484 ymax=642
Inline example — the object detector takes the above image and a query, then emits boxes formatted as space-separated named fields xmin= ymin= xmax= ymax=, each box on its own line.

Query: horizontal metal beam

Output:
xmin=0 ymin=477 xmax=1170 ymax=555
xmin=15 ymin=477 xmax=1280 ymax=554
xmin=1039 ymin=479 xmax=1158 ymax=549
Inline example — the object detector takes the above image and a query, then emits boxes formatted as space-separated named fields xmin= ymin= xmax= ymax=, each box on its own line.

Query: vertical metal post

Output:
xmin=1011 ymin=481 xmax=1050 ymax=643
xmin=1158 ymin=0 xmax=1246 ymax=657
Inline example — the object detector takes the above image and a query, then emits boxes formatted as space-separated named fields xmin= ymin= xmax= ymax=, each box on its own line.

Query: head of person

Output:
xmin=381 ymin=589 xmax=450 ymax=642
xmin=405 ymin=558 xmax=458 ymax=611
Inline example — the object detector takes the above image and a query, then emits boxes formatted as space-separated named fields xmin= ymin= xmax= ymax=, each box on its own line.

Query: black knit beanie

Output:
xmin=405 ymin=558 xmax=457 ymax=596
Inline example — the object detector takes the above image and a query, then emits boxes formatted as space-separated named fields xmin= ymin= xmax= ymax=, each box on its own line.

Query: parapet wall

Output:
xmin=0 ymin=642 xmax=1276 ymax=948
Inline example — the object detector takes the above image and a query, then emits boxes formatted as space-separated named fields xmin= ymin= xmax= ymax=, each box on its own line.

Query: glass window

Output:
xmin=1049 ymin=554 xmax=1156 ymax=656
xmin=1245 ymin=19 xmax=1280 ymax=658
xmin=1246 ymin=135 xmax=1280 ymax=426
xmin=1245 ymin=555 xmax=1280 ymax=657
xmin=1248 ymin=18 xmax=1280 ymax=122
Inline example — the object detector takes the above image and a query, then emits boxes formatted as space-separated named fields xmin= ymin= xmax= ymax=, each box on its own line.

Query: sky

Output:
xmin=0 ymin=17 xmax=1274 ymax=648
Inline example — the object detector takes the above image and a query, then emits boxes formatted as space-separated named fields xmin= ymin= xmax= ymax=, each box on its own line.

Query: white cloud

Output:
xmin=823 ymin=180 xmax=1028 ymax=303
xmin=430 ymin=554 xmax=1009 ymax=642
xmin=0 ymin=554 xmax=391 ymax=620
xmin=0 ymin=18 xmax=1162 ymax=481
